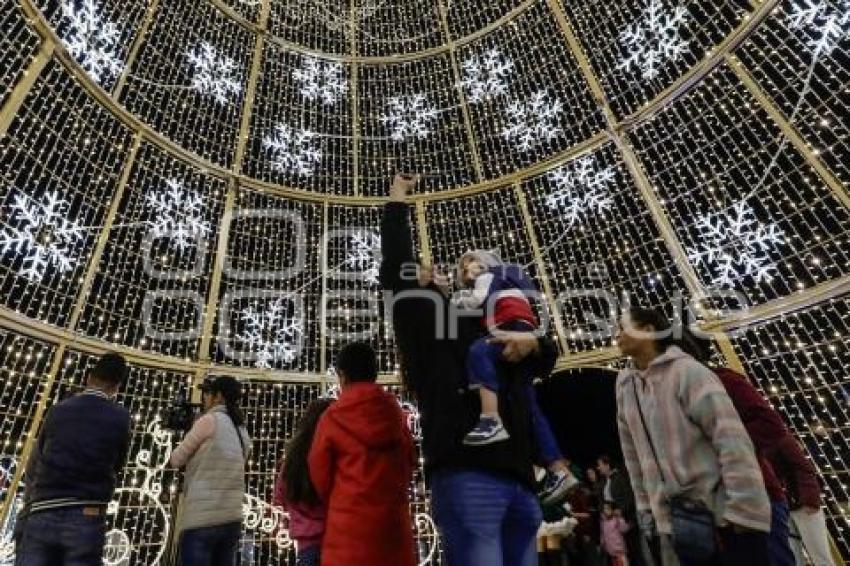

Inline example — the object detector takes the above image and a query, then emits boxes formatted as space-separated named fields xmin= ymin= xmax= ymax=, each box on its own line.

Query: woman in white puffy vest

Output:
xmin=170 ymin=375 xmax=251 ymax=566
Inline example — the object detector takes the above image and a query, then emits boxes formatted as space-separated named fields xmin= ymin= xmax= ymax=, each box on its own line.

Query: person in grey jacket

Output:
xmin=170 ymin=375 xmax=251 ymax=566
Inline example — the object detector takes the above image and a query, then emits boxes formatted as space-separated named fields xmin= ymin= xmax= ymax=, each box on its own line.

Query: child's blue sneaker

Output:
xmin=540 ymin=470 xmax=579 ymax=505
xmin=463 ymin=415 xmax=510 ymax=445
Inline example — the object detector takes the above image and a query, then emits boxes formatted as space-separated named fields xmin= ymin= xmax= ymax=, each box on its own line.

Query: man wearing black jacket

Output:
xmin=380 ymin=174 xmax=558 ymax=566
xmin=15 ymin=353 xmax=131 ymax=565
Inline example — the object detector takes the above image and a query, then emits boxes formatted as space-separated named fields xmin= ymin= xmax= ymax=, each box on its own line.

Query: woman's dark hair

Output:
xmin=282 ymin=398 xmax=333 ymax=506
xmin=627 ymin=307 xmax=676 ymax=353
xmin=203 ymin=375 xmax=245 ymax=427
xmin=676 ymin=326 xmax=713 ymax=365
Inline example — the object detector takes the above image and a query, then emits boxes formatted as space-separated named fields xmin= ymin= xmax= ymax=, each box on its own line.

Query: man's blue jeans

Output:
xmin=430 ymin=470 xmax=542 ymax=566
xmin=768 ymin=500 xmax=795 ymax=566
xmin=15 ymin=507 xmax=106 ymax=565
xmin=179 ymin=522 xmax=241 ymax=566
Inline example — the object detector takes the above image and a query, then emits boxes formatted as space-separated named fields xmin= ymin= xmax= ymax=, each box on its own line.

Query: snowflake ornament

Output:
xmin=1 ymin=190 xmax=86 ymax=281
xmin=144 ymin=179 xmax=212 ymax=251
xmin=186 ymin=42 xmax=243 ymax=104
xmin=380 ymin=94 xmax=439 ymax=142
xmin=502 ymin=90 xmax=563 ymax=151
xmin=263 ymin=124 xmax=323 ymax=176
xmin=787 ymin=0 xmax=850 ymax=56
xmin=545 ymin=156 xmax=616 ymax=228
xmin=459 ymin=48 xmax=514 ymax=104
xmin=237 ymin=297 xmax=304 ymax=368
xmin=59 ymin=0 xmax=124 ymax=84
xmin=618 ymin=0 xmax=690 ymax=80
xmin=344 ymin=230 xmax=382 ymax=286
xmin=686 ymin=202 xmax=786 ymax=288
xmin=293 ymin=56 xmax=349 ymax=105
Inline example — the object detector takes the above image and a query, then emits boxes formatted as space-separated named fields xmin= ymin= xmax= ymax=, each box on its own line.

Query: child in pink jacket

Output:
xmin=600 ymin=502 xmax=630 ymax=566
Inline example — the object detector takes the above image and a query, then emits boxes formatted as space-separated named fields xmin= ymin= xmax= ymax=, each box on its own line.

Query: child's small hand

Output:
xmin=390 ymin=173 xmax=419 ymax=201
xmin=488 ymin=331 xmax=540 ymax=362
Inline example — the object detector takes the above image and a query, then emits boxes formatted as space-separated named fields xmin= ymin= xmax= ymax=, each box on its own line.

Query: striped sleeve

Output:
xmin=680 ymin=360 xmax=771 ymax=532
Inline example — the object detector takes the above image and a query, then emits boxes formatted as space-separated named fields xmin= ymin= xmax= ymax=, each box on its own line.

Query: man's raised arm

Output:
xmin=380 ymin=174 xmax=420 ymax=293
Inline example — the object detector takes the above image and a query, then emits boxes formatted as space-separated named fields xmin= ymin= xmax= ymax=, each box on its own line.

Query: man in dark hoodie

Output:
xmin=308 ymin=342 xmax=416 ymax=566
xmin=380 ymin=174 xmax=559 ymax=565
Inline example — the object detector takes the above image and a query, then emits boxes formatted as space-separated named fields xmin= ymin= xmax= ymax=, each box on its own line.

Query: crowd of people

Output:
xmin=10 ymin=174 xmax=837 ymax=566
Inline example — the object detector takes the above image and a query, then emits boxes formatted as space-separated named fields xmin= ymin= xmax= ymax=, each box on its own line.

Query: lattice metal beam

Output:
xmin=112 ymin=0 xmax=161 ymax=100
xmin=233 ymin=0 xmax=271 ymax=173
xmin=0 ymin=40 xmax=54 ymax=139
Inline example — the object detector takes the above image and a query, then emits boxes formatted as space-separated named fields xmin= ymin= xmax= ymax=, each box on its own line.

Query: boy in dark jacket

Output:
xmin=308 ymin=343 xmax=416 ymax=566
xmin=16 ymin=353 xmax=131 ymax=565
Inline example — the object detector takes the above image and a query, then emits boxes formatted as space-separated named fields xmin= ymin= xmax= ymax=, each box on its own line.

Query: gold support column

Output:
xmin=319 ymin=201 xmax=330 ymax=379
xmin=548 ymin=0 xmax=707 ymax=306
xmin=0 ymin=40 xmax=54 ymax=139
xmin=112 ymin=0 xmax=161 ymax=100
xmin=437 ymin=0 xmax=485 ymax=182
xmin=727 ymin=55 xmax=850 ymax=211
xmin=514 ymin=183 xmax=570 ymax=353
xmin=233 ymin=0 xmax=272 ymax=173
xmin=415 ymin=200 xmax=433 ymax=266
xmin=0 ymin=132 xmax=142 ymax=525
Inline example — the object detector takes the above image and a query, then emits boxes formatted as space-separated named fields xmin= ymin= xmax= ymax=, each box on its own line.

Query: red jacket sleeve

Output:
xmin=770 ymin=435 xmax=822 ymax=509
xmin=308 ymin=413 xmax=335 ymax=504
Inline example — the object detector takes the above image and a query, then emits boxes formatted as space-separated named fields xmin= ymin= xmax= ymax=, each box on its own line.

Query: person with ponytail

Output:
xmin=170 ymin=375 xmax=251 ymax=566
xmin=272 ymin=399 xmax=333 ymax=566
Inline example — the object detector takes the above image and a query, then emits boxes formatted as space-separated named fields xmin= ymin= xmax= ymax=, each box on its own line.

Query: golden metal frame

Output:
xmin=0 ymin=40 xmax=54 ymax=140
xmin=112 ymin=0 xmax=161 ymax=101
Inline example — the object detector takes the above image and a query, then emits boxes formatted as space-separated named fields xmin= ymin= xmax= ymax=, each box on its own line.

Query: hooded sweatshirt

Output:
xmin=616 ymin=347 xmax=771 ymax=535
xmin=308 ymin=382 xmax=416 ymax=566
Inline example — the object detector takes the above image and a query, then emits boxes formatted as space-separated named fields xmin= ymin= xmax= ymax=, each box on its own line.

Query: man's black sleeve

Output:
xmin=530 ymin=336 xmax=558 ymax=379
xmin=114 ymin=412 xmax=132 ymax=476
xmin=379 ymin=202 xmax=418 ymax=293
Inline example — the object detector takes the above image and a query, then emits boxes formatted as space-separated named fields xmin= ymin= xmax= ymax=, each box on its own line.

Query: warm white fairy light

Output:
xmin=58 ymin=0 xmax=124 ymax=85
xmin=0 ymin=191 xmax=86 ymax=282
xmin=380 ymin=94 xmax=439 ymax=141
xmin=617 ymin=0 xmax=690 ymax=80
xmin=458 ymin=48 xmax=514 ymax=104
xmin=186 ymin=42 xmax=243 ymax=104
xmin=502 ymin=90 xmax=563 ymax=151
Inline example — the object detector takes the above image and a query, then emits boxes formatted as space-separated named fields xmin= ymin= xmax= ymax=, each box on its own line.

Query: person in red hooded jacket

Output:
xmin=308 ymin=342 xmax=416 ymax=566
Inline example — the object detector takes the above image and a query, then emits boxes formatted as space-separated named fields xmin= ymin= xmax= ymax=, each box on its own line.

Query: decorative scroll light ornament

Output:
xmin=238 ymin=298 xmax=304 ymax=368
xmin=617 ymin=0 xmax=689 ymax=80
xmin=459 ymin=48 xmax=514 ymax=104
xmin=399 ymin=401 xmax=422 ymax=442
xmin=104 ymin=419 xmax=175 ymax=565
xmin=0 ymin=457 xmax=21 ymax=565
xmin=502 ymin=90 xmax=563 ymax=151
xmin=380 ymin=95 xmax=439 ymax=142
xmin=263 ymin=124 xmax=323 ymax=176
xmin=0 ymin=190 xmax=86 ymax=281
xmin=145 ymin=179 xmax=211 ymax=251
xmin=186 ymin=42 xmax=243 ymax=104
xmin=293 ymin=56 xmax=349 ymax=106
xmin=243 ymin=494 xmax=294 ymax=552
xmin=686 ymin=202 xmax=786 ymax=288
xmin=59 ymin=0 xmax=124 ymax=84
xmin=344 ymin=230 xmax=382 ymax=286
xmin=545 ymin=156 xmax=616 ymax=227
xmin=414 ymin=513 xmax=439 ymax=566
xmin=787 ymin=0 xmax=850 ymax=56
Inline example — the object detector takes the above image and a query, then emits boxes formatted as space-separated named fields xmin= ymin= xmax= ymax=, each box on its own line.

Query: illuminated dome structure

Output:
xmin=0 ymin=0 xmax=849 ymax=562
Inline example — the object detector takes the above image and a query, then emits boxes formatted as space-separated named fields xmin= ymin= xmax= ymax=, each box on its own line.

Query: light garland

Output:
xmin=617 ymin=0 xmax=690 ymax=80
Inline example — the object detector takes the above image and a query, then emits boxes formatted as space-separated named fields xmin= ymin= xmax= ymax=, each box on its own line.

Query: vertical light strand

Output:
xmin=726 ymin=55 xmax=850 ymax=212
xmin=0 ymin=40 xmax=54 ymax=139
xmin=437 ymin=0 xmax=485 ymax=183
xmin=350 ymin=0 xmax=361 ymax=196
xmin=415 ymin=199 xmax=432 ymax=266
xmin=547 ymin=0 xmax=708 ymax=308
xmin=319 ymin=200 xmax=330 ymax=380
xmin=112 ymin=0 xmax=162 ymax=100
xmin=513 ymin=183 xmax=569 ymax=353
xmin=233 ymin=0 xmax=272 ymax=174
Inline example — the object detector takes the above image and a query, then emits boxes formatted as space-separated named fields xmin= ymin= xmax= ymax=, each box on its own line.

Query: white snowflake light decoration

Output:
xmin=1 ymin=191 xmax=86 ymax=281
xmin=545 ymin=156 xmax=616 ymax=228
xmin=237 ymin=298 xmax=304 ymax=368
xmin=186 ymin=42 xmax=243 ymax=104
xmin=293 ymin=56 xmax=349 ymax=105
xmin=145 ymin=179 xmax=212 ymax=251
xmin=263 ymin=124 xmax=323 ymax=176
xmin=787 ymin=0 xmax=850 ymax=56
xmin=686 ymin=202 xmax=786 ymax=288
xmin=59 ymin=0 xmax=124 ymax=84
xmin=502 ymin=90 xmax=563 ymax=151
xmin=380 ymin=94 xmax=439 ymax=142
xmin=459 ymin=48 xmax=514 ymax=104
xmin=344 ymin=230 xmax=382 ymax=286
xmin=617 ymin=0 xmax=690 ymax=80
